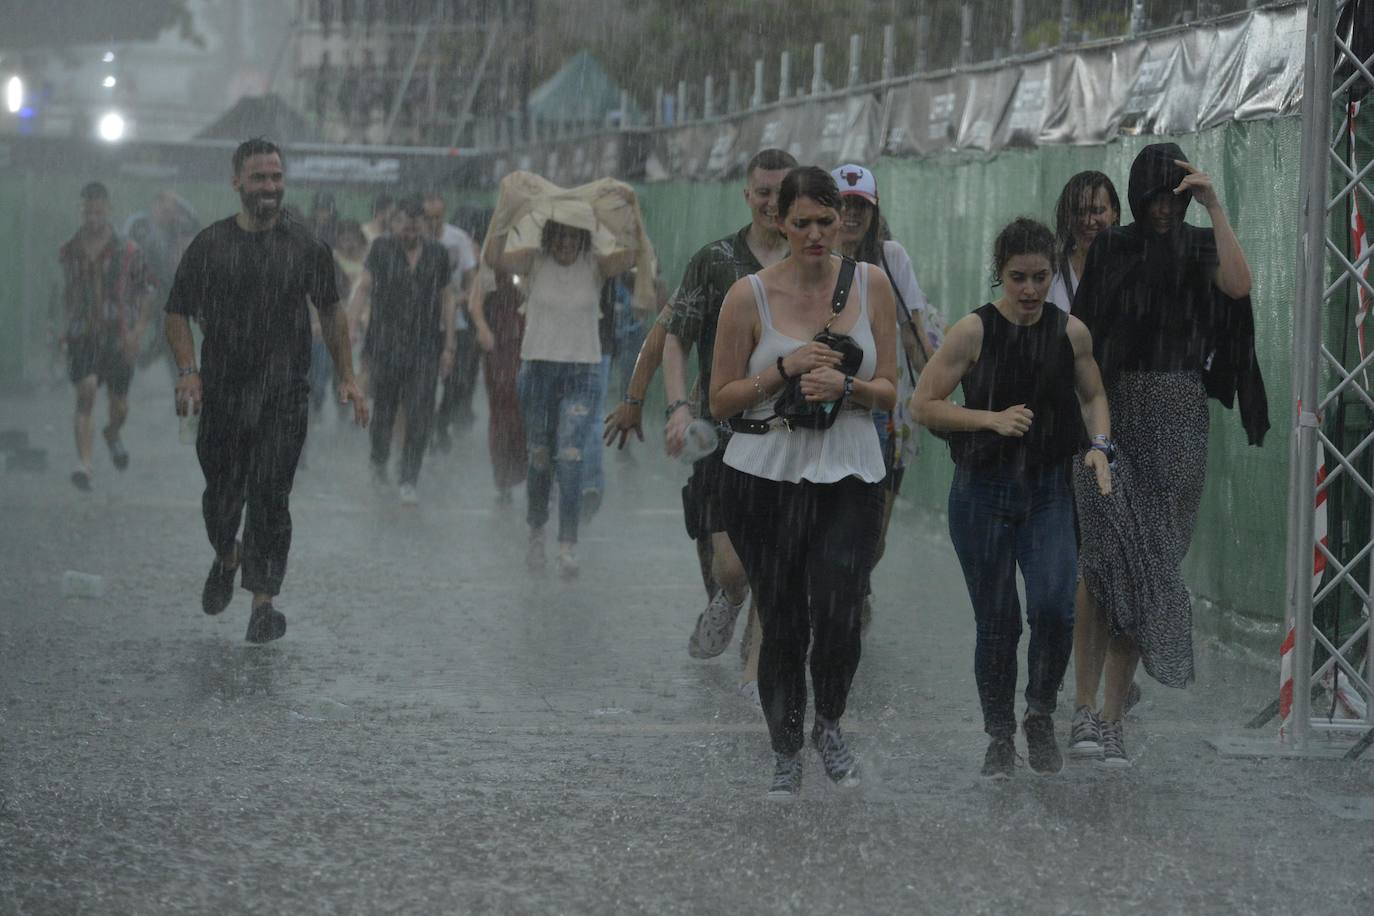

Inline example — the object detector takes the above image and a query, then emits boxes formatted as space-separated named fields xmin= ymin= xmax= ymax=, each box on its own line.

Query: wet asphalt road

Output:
xmin=2 ymin=373 xmax=1373 ymax=915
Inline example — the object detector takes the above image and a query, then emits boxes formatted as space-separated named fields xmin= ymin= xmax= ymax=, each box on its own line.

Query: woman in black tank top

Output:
xmin=911 ymin=218 xmax=1113 ymax=779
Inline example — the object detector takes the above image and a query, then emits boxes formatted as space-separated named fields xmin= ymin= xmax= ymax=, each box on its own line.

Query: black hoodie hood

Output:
xmin=1127 ymin=142 xmax=1192 ymax=226
xmin=1072 ymin=143 xmax=1270 ymax=446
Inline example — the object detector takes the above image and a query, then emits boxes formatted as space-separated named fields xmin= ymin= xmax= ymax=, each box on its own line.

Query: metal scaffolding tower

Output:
xmin=1284 ymin=0 xmax=1374 ymax=757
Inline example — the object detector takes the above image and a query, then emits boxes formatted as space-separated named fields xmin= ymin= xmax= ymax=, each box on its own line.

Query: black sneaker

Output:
xmin=70 ymin=465 xmax=92 ymax=492
xmin=103 ymin=429 xmax=129 ymax=471
xmin=201 ymin=544 xmax=240 ymax=616
xmin=981 ymin=736 xmax=1016 ymax=779
xmin=245 ymin=603 xmax=287 ymax=643
xmin=1022 ymin=712 xmax=1064 ymax=775
xmin=767 ymin=751 xmax=802 ymax=799
xmin=811 ymin=719 xmax=860 ymax=787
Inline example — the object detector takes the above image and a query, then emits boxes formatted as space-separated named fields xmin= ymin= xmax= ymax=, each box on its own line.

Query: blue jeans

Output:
xmin=947 ymin=462 xmax=1077 ymax=738
xmin=580 ymin=355 xmax=612 ymax=498
xmin=517 ymin=360 xmax=600 ymax=543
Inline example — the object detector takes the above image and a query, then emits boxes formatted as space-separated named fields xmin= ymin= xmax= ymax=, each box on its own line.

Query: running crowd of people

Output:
xmin=57 ymin=136 xmax=1267 ymax=798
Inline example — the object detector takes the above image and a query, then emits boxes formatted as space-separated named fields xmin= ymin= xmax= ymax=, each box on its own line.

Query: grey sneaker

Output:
xmin=1069 ymin=705 xmax=1104 ymax=760
xmin=688 ymin=589 xmax=746 ymax=659
xmin=981 ymin=736 xmax=1016 ymax=779
xmin=398 ymin=483 xmax=418 ymax=506
xmin=1099 ymin=719 xmax=1131 ymax=768
xmin=767 ymin=751 xmax=802 ymax=799
xmin=1022 ymin=712 xmax=1063 ymax=775
xmin=811 ymin=719 xmax=860 ymax=787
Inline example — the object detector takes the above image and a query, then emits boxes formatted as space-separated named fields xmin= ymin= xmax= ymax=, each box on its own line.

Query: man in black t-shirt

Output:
xmin=165 ymin=138 xmax=368 ymax=644
xmin=348 ymin=194 xmax=456 ymax=502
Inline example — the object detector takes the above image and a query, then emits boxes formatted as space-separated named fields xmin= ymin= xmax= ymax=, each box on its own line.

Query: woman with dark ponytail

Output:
xmin=912 ymin=217 xmax=1113 ymax=779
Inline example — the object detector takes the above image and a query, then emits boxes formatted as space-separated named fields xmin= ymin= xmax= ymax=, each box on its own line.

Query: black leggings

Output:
xmin=720 ymin=466 xmax=885 ymax=754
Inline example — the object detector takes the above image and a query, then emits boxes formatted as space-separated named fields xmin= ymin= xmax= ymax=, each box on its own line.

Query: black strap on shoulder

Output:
xmin=828 ymin=257 xmax=857 ymax=324
xmin=880 ymin=248 xmax=920 ymax=388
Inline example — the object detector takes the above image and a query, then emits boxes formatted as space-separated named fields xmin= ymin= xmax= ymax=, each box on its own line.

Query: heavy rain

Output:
xmin=2 ymin=1 xmax=1373 ymax=913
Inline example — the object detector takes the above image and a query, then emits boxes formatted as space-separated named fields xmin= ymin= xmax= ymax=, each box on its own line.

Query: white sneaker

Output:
xmin=70 ymin=464 xmax=93 ymax=492
xmin=398 ymin=483 xmax=418 ymax=505
xmin=688 ymin=589 xmax=747 ymax=658
xmin=557 ymin=546 xmax=579 ymax=581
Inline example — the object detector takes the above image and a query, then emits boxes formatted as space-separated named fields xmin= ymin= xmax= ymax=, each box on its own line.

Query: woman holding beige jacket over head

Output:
xmin=483 ymin=171 xmax=655 ymax=581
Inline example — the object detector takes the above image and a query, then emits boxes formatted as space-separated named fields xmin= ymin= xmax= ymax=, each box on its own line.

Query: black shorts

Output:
xmin=682 ymin=447 xmax=728 ymax=541
xmin=67 ymin=334 xmax=133 ymax=395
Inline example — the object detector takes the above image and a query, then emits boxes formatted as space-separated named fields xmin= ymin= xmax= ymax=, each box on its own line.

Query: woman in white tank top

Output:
xmin=708 ymin=166 xmax=898 ymax=799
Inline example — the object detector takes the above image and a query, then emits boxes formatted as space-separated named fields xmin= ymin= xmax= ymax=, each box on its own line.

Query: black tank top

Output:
xmin=949 ymin=303 xmax=1086 ymax=470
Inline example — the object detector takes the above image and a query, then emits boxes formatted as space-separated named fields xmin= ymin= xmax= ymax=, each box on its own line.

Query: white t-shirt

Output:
xmin=520 ymin=251 xmax=603 ymax=364
xmin=1048 ymin=262 xmax=1079 ymax=314
xmin=438 ymin=223 xmax=478 ymax=282
xmin=437 ymin=223 xmax=478 ymax=331
xmin=878 ymin=240 xmax=929 ymax=469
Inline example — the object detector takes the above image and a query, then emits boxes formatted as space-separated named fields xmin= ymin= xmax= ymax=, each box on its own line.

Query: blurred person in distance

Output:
xmin=61 ymin=181 xmax=157 ymax=491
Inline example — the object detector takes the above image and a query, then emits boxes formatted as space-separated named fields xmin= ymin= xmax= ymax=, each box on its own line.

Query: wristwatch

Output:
xmin=623 ymin=395 xmax=644 ymax=407
xmin=177 ymin=366 xmax=198 ymax=377
xmin=665 ymin=399 xmax=691 ymax=419
xmin=843 ymin=375 xmax=854 ymax=399
xmin=1090 ymin=435 xmax=1117 ymax=466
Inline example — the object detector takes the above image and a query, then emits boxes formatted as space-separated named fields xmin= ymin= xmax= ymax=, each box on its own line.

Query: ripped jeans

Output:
xmin=516 ymin=359 xmax=600 ymax=543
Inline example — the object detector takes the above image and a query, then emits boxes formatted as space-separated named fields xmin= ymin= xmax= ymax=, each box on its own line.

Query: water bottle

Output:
xmin=61 ymin=571 xmax=106 ymax=599
xmin=678 ymin=419 xmax=719 ymax=464
xmin=178 ymin=407 xmax=199 ymax=445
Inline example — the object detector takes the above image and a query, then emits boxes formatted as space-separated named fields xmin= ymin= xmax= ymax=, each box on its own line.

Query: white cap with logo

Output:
xmin=831 ymin=164 xmax=878 ymax=205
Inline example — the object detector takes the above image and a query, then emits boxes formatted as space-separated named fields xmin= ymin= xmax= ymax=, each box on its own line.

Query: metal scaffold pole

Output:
xmin=1285 ymin=0 xmax=1337 ymax=750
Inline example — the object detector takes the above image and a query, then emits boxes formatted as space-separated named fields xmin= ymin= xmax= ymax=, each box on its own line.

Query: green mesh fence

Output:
xmin=0 ymin=118 xmax=1300 ymax=638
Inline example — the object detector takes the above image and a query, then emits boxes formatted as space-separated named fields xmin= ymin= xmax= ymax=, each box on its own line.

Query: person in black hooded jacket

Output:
xmin=1066 ymin=142 xmax=1268 ymax=768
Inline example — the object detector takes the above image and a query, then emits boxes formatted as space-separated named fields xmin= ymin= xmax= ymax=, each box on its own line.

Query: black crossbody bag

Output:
xmin=729 ymin=257 xmax=864 ymax=434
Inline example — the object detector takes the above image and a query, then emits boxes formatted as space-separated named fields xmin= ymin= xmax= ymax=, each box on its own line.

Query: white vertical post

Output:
xmin=1061 ymin=0 xmax=1076 ymax=45
xmin=847 ymin=33 xmax=861 ymax=88
xmin=960 ymin=5 xmax=974 ymax=65
xmin=812 ymin=43 xmax=825 ymax=96
xmin=1011 ymin=0 xmax=1025 ymax=54
xmin=915 ymin=13 xmax=931 ymax=72
xmin=1130 ymin=0 xmax=1147 ymax=36
xmin=728 ymin=70 xmax=740 ymax=114
xmin=753 ymin=58 xmax=765 ymax=108
xmin=619 ymin=88 xmax=630 ymax=129
xmin=654 ymin=85 xmax=663 ymax=127
xmin=677 ymin=78 xmax=688 ymax=121
xmin=882 ymin=24 xmax=895 ymax=82
xmin=780 ymin=50 xmax=792 ymax=100
xmin=703 ymin=74 xmax=715 ymax=120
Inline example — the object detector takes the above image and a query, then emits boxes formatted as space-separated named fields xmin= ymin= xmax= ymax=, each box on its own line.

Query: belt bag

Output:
xmin=730 ymin=257 xmax=862 ymax=435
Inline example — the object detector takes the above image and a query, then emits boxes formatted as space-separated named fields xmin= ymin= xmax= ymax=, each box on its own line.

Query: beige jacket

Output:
xmin=479 ymin=170 xmax=658 ymax=311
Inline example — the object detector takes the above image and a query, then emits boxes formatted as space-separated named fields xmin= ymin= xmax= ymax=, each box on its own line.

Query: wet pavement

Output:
xmin=3 ymin=373 xmax=1373 ymax=914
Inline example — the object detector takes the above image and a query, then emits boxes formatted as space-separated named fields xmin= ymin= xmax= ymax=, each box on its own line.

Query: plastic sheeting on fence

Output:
xmin=639 ymin=1 xmax=1303 ymax=183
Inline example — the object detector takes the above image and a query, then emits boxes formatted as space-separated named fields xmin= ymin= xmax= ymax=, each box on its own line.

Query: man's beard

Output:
xmin=241 ymin=189 xmax=283 ymax=220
